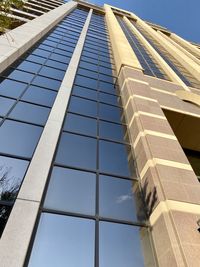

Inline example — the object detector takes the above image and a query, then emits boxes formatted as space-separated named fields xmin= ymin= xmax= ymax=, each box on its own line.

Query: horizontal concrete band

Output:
xmin=150 ymin=199 xmax=200 ymax=225
xmin=140 ymin=158 xmax=193 ymax=179
xmin=0 ymin=1 xmax=77 ymax=73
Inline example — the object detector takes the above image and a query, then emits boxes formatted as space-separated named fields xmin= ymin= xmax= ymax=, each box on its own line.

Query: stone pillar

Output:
xmin=118 ymin=66 xmax=200 ymax=267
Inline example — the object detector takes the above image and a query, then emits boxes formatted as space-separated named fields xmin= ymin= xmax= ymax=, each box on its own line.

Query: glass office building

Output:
xmin=0 ymin=1 xmax=200 ymax=267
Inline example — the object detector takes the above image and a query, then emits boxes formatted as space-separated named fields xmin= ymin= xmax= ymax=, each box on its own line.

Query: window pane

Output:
xmin=99 ymin=92 xmax=118 ymax=106
xmin=28 ymin=213 xmax=95 ymax=267
xmin=25 ymin=54 xmax=46 ymax=65
xmin=50 ymin=53 xmax=71 ymax=64
xmin=32 ymin=76 xmax=61 ymax=91
xmin=0 ymin=97 xmax=15 ymax=116
xmin=0 ymin=205 xmax=12 ymax=238
xmin=0 ymin=120 xmax=42 ymax=158
xmin=0 ymin=79 xmax=27 ymax=99
xmin=7 ymin=69 xmax=34 ymax=83
xmin=22 ymin=86 xmax=56 ymax=107
xmin=99 ymin=103 xmax=121 ymax=123
xmin=39 ymin=66 xmax=65 ymax=80
xmin=16 ymin=61 xmax=41 ymax=74
xmin=45 ymin=59 xmax=67 ymax=71
xmin=32 ymin=48 xmax=51 ymax=58
xmin=99 ymin=140 xmax=130 ymax=177
xmin=69 ymin=96 xmax=97 ymax=117
xmin=72 ymin=86 xmax=98 ymax=101
xmin=99 ymin=121 xmax=125 ymax=142
xmin=99 ymin=175 xmax=143 ymax=222
xmin=44 ymin=167 xmax=96 ymax=215
xmin=99 ymin=81 xmax=115 ymax=94
xmin=0 ymin=156 xmax=29 ymax=201
xmin=9 ymin=102 xmax=50 ymax=125
xmin=99 ymin=222 xmax=146 ymax=267
xmin=64 ymin=113 xmax=97 ymax=136
xmin=75 ymin=75 xmax=98 ymax=90
xmin=55 ymin=133 xmax=97 ymax=170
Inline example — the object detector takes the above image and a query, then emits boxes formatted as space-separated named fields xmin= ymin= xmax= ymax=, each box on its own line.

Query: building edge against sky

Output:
xmin=0 ymin=0 xmax=200 ymax=267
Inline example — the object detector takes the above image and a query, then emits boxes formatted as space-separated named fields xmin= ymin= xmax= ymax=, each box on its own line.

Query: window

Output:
xmin=0 ymin=97 xmax=15 ymax=116
xmin=99 ymin=103 xmax=121 ymax=123
xmin=6 ymin=69 xmax=35 ymax=83
xmin=99 ymin=121 xmax=125 ymax=142
xmin=99 ymin=140 xmax=130 ymax=177
xmin=44 ymin=167 xmax=96 ymax=215
xmin=0 ymin=156 xmax=29 ymax=201
xmin=72 ymin=86 xmax=97 ymax=101
xmin=55 ymin=133 xmax=97 ymax=170
xmin=99 ymin=222 xmax=146 ymax=267
xmin=39 ymin=66 xmax=65 ymax=81
xmin=69 ymin=96 xmax=97 ymax=117
xmin=75 ymin=75 xmax=98 ymax=90
xmin=28 ymin=213 xmax=95 ymax=267
xmin=22 ymin=86 xmax=56 ymax=107
xmin=0 ymin=79 xmax=27 ymax=99
xmin=64 ymin=113 xmax=97 ymax=136
xmin=16 ymin=61 xmax=41 ymax=74
xmin=0 ymin=120 xmax=42 ymax=158
xmin=99 ymin=175 xmax=142 ymax=222
xmin=32 ymin=76 xmax=61 ymax=91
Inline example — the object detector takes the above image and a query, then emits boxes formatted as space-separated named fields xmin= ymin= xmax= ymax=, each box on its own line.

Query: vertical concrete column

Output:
xmin=104 ymin=4 xmax=142 ymax=75
xmin=0 ymin=8 xmax=93 ymax=267
xmin=164 ymin=34 xmax=200 ymax=65
xmin=130 ymin=13 xmax=200 ymax=83
xmin=123 ymin=17 xmax=190 ymax=91
xmin=118 ymin=66 xmax=200 ymax=267
xmin=170 ymin=33 xmax=200 ymax=59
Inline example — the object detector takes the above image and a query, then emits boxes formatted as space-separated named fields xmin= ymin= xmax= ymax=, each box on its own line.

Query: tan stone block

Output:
xmin=182 ymin=244 xmax=200 ymax=267
xmin=118 ymin=66 xmax=144 ymax=88
xmin=133 ymin=97 xmax=164 ymax=116
xmin=156 ymin=165 xmax=198 ymax=185
xmin=138 ymin=114 xmax=174 ymax=135
xmin=145 ymin=135 xmax=190 ymax=164
xmin=171 ymin=211 xmax=200 ymax=245
xmin=129 ymin=116 xmax=142 ymax=143
xmin=128 ymin=79 xmax=153 ymax=99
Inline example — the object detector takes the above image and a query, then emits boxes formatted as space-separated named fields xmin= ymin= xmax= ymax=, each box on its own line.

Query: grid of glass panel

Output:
xmin=27 ymin=10 xmax=156 ymax=267
xmin=116 ymin=16 xmax=170 ymax=81
xmin=131 ymin=20 xmax=200 ymax=89
xmin=0 ymin=8 xmax=86 ymax=237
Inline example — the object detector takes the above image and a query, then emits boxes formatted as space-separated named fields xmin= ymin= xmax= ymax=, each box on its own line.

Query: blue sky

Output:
xmin=90 ymin=0 xmax=200 ymax=44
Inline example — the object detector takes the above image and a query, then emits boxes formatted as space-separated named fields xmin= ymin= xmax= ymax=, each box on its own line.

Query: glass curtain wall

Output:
xmin=26 ymin=10 xmax=156 ymax=267
xmin=116 ymin=16 xmax=170 ymax=81
xmin=0 ymin=7 xmax=84 ymax=237
xmin=131 ymin=20 xmax=200 ymax=89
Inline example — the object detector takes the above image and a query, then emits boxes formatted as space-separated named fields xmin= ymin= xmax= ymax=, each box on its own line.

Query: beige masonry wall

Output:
xmin=118 ymin=66 xmax=200 ymax=267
